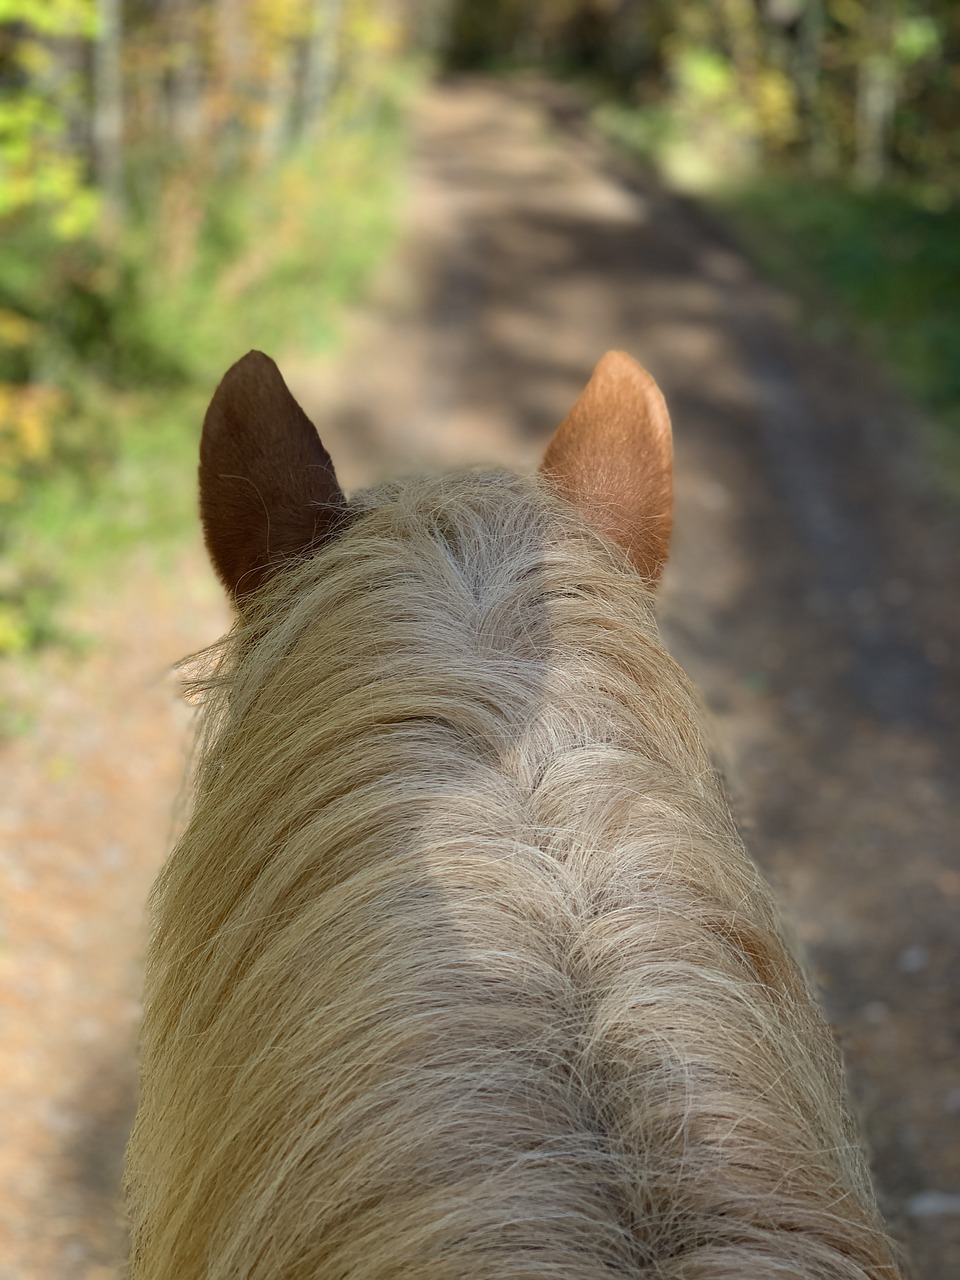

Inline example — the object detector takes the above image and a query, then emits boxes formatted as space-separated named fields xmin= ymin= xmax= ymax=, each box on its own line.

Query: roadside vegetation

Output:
xmin=709 ymin=180 xmax=960 ymax=464
xmin=0 ymin=0 xmax=415 ymax=669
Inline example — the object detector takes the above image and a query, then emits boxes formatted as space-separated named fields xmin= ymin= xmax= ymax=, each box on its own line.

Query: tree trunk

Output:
xmin=855 ymin=52 xmax=898 ymax=186
xmin=215 ymin=0 xmax=249 ymax=169
xmin=299 ymin=0 xmax=345 ymax=140
xmin=92 ymin=0 xmax=124 ymax=225
xmin=796 ymin=0 xmax=835 ymax=174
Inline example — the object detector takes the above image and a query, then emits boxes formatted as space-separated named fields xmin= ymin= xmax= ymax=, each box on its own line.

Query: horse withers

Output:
xmin=125 ymin=351 xmax=902 ymax=1278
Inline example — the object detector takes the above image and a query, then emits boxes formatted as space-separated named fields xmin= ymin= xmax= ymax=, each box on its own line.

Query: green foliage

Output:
xmin=893 ymin=14 xmax=941 ymax=64
xmin=0 ymin=0 xmax=100 ymax=236
xmin=0 ymin=2 xmax=414 ymax=672
xmin=1 ymin=104 xmax=408 ymax=647
xmin=715 ymin=177 xmax=960 ymax=476
xmin=0 ymin=0 xmax=94 ymax=35
xmin=127 ymin=94 xmax=406 ymax=385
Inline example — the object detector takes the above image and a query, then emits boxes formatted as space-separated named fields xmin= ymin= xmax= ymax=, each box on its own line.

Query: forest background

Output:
xmin=0 ymin=0 xmax=958 ymax=679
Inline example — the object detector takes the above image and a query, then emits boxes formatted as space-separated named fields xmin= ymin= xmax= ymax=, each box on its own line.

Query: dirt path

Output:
xmin=2 ymin=78 xmax=957 ymax=1278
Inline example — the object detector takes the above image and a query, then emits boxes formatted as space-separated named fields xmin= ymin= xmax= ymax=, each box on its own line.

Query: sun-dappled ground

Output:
xmin=1 ymin=78 xmax=958 ymax=1278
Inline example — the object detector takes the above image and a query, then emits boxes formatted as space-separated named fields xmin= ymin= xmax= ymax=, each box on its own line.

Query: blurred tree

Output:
xmin=438 ymin=0 xmax=959 ymax=195
xmin=92 ymin=0 xmax=123 ymax=221
xmin=298 ymin=0 xmax=345 ymax=138
xmin=0 ymin=0 xmax=406 ymax=215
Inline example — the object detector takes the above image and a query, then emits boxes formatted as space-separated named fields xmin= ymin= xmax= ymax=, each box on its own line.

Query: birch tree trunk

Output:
xmin=299 ymin=0 xmax=344 ymax=139
xmin=411 ymin=0 xmax=453 ymax=54
xmin=797 ymin=0 xmax=836 ymax=174
xmin=854 ymin=1 xmax=899 ymax=188
xmin=92 ymin=0 xmax=124 ymax=225
xmin=215 ymin=0 xmax=249 ymax=169
xmin=855 ymin=54 xmax=898 ymax=186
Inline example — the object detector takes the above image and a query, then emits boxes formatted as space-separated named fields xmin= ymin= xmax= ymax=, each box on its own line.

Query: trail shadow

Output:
xmin=54 ymin=1047 xmax=137 ymax=1274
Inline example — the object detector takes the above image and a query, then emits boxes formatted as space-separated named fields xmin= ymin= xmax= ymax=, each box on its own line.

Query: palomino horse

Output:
xmin=126 ymin=352 xmax=902 ymax=1278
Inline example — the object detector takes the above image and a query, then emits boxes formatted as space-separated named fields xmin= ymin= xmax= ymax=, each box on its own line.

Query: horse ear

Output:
xmin=540 ymin=351 xmax=673 ymax=584
xmin=199 ymin=350 xmax=346 ymax=602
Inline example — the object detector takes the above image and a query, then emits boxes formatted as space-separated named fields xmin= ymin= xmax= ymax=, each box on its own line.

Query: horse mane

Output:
xmin=126 ymin=470 xmax=900 ymax=1278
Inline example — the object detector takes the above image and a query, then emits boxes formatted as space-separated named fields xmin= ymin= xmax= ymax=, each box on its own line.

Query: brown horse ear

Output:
xmin=199 ymin=350 xmax=346 ymax=603
xmin=540 ymin=351 xmax=673 ymax=584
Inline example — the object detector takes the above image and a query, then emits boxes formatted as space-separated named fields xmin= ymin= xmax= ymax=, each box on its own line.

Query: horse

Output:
xmin=125 ymin=351 xmax=903 ymax=1278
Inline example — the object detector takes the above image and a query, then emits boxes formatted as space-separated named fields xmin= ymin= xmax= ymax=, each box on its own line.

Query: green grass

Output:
xmin=714 ymin=178 xmax=960 ymax=440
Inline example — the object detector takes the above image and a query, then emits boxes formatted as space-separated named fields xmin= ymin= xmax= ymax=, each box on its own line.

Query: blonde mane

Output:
xmin=127 ymin=471 xmax=901 ymax=1278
